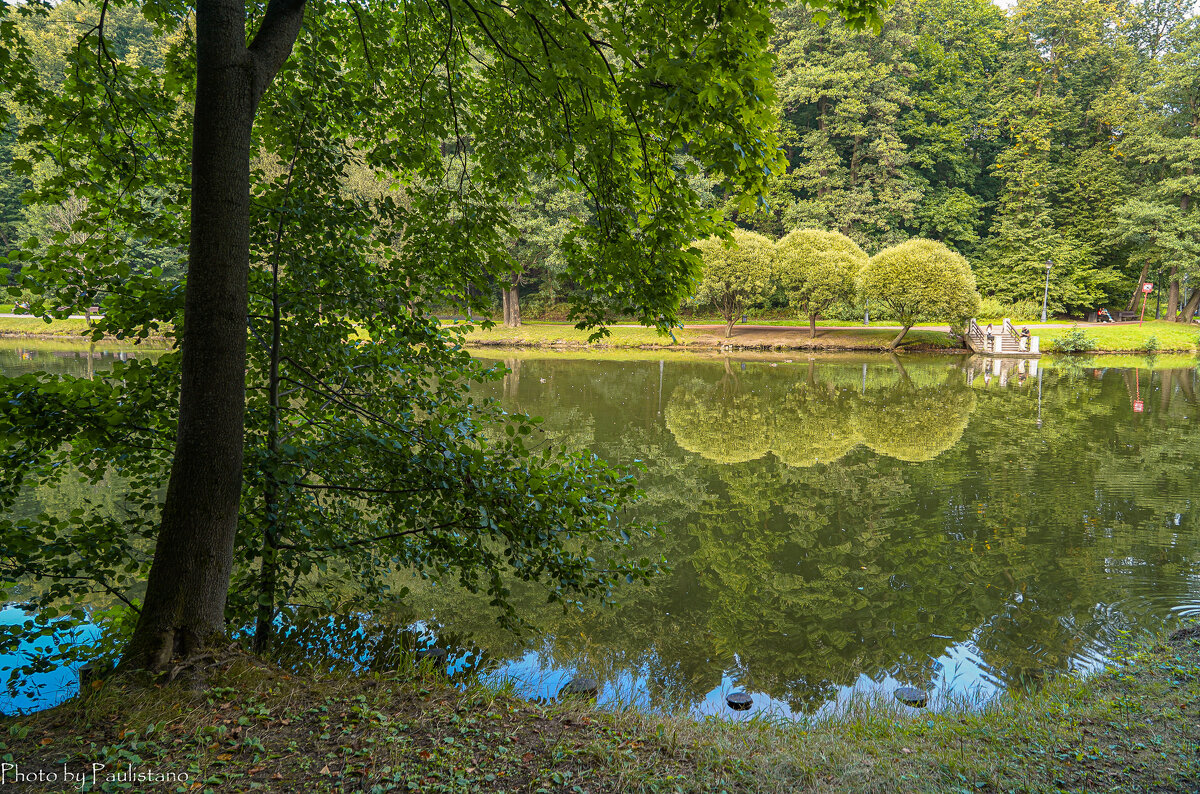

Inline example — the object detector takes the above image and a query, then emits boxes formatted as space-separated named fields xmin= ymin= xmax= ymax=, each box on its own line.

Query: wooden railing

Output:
xmin=1003 ymin=318 xmax=1019 ymax=341
xmin=966 ymin=319 xmax=985 ymax=348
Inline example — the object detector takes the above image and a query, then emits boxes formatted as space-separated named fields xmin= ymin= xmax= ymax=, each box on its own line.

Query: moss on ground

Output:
xmin=3 ymin=627 xmax=1199 ymax=792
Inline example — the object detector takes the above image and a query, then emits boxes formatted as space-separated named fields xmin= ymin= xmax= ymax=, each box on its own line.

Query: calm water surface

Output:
xmin=4 ymin=340 xmax=1199 ymax=718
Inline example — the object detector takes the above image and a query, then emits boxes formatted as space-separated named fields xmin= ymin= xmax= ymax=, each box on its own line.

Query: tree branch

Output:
xmin=248 ymin=0 xmax=307 ymax=106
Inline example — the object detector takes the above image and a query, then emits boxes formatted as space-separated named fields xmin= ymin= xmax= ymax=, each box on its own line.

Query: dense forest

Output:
xmin=2 ymin=0 xmax=1198 ymax=320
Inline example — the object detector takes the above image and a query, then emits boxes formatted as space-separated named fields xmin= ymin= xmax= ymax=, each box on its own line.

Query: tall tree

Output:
xmin=1119 ymin=15 xmax=1200 ymax=320
xmin=978 ymin=0 xmax=1135 ymax=312
xmin=7 ymin=0 xmax=893 ymax=671
xmin=771 ymin=0 xmax=922 ymax=249
xmin=900 ymin=0 xmax=1006 ymax=254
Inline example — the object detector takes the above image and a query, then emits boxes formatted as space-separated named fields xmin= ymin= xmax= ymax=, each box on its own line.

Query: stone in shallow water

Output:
xmin=415 ymin=647 xmax=448 ymax=662
xmin=559 ymin=677 xmax=599 ymax=699
xmin=726 ymin=692 xmax=753 ymax=711
xmin=894 ymin=687 xmax=928 ymax=707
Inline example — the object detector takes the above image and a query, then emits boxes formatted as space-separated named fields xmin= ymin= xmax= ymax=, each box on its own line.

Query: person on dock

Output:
xmin=985 ymin=323 xmax=995 ymax=352
xmin=1020 ymin=326 xmax=1031 ymax=350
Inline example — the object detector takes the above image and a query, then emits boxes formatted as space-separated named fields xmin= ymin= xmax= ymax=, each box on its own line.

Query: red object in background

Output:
xmin=1134 ymin=400 xmax=1144 ymax=413
xmin=1139 ymin=284 xmax=1153 ymax=325
xmin=1143 ymin=282 xmax=1154 ymax=293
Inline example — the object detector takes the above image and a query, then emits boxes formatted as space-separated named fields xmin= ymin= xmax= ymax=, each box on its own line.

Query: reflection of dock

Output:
xmin=966 ymin=356 xmax=1039 ymax=387
xmin=965 ymin=319 xmax=1041 ymax=357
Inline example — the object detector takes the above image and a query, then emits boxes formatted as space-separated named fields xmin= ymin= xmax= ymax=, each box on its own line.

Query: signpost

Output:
xmin=1140 ymin=282 xmax=1153 ymax=325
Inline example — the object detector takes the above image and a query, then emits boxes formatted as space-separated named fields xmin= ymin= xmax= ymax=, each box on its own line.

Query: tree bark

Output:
xmin=888 ymin=325 xmax=910 ymax=350
xmin=121 ymin=0 xmax=305 ymax=671
xmin=1167 ymin=265 xmax=1180 ymax=321
xmin=1181 ymin=288 xmax=1200 ymax=323
xmin=1127 ymin=261 xmax=1150 ymax=312
xmin=502 ymin=277 xmax=521 ymax=327
xmin=809 ymin=314 xmax=817 ymax=338
xmin=724 ymin=314 xmax=736 ymax=338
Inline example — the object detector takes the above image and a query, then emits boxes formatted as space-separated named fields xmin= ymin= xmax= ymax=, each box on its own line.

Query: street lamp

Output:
xmin=1041 ymin=259 xmax=1053 ymax=323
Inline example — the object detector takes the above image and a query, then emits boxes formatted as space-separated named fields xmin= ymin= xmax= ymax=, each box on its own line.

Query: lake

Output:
xmin=3 ymin=340 xmax=1199 ymax=718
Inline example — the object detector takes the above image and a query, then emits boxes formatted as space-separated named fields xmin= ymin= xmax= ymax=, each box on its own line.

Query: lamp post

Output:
xmin=1041 ymin=260 xmax=1053 ymax=323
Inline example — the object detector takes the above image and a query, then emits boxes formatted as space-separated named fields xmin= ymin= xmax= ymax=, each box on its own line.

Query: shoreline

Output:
xmin=2 ymin=626 xmax=1198 ymax=792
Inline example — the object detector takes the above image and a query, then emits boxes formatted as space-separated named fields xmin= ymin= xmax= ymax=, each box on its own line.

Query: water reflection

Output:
xmin=3 ymin=345 xmax=1199 ymax=719
xmin=396 ymin=353 xmax=1200 ymax=717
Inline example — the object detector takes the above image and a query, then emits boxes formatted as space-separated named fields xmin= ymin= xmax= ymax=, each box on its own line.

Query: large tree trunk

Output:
xmin=1167 ymin=266 xmax=1180 ymax=321
xmin=724 ymin=314 xmax=736 ymax=338
xmin=121 ymin=0 xmax=305 ymax=671
xmin=1127 ymin=260 xmax=1150 ymax=312
xmin=888 ymin=325 xmax=911 ymax=350
xmin=502 ymin=277 xmax=521 ymax=327
xmin=809 ymin=314 xmax=817 ymax=338
xmin=1181 ymin=288 xmax=1200 ymax=323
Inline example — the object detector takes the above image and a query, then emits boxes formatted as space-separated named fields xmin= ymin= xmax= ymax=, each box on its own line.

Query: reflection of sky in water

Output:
xmin=0 ymin=606 xmax=98 ymax=715
xmin=473 ymin=626 xmax=1125 ymax=719
xmin=481 ymin=637 xmax=1013 ymax=719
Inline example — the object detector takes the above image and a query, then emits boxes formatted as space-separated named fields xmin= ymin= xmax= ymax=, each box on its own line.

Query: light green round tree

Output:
xmin=691 ymin=229 xmax=776 ymax=338
xmin=860 ymin=239 xmax=981 ymax=349
xmin=775 ymin=229 xmax=868 ymax=338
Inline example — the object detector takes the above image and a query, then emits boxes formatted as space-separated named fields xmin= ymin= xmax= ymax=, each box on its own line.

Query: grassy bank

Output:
xmin=453 ymin=321 xmax=962 ymax=352
xmin=0 ymin=316 xmax=95 ymax=337
xmin=1039 ymin=320 xmax=1200 ymax=353
xmin=3 ymin=628 xmax=1198 ymax=792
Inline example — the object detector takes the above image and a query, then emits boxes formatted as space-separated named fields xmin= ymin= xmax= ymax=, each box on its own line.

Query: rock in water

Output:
xmin=894 ymin=687 xmax=928 ymax=707
xmin=415 ymin=647 xmax=448 ymax=662
xmin=559 ymin=677 xmax=599 ymax=699
xmin=726 ymin=692 xmax=753 ymax=711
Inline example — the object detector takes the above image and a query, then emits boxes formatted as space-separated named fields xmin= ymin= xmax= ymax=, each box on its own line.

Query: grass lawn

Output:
xmin=3 ymin=627 xmax=1198 ymax=792
xmin=0 ymin=316 xmax=94 ymax=336
xmin=1040 ymin=320 xmax=1200 ymax=353
xmin=1041 ymin=352 xmax=1199 ymax=371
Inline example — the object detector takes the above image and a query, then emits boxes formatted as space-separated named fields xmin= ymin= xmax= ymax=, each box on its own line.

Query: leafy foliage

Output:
xmin=0 ymin=0 xmax=815 ymax=675
xmin=689 ymin=229 xmax=776 ymax=336
xmin=860 ymin=238 xmax=981 ymax=347
xmin=774 ymin=228 xmax=867 ymax=335
xmin=1048 ymin=324 xmax=1099 ymax=353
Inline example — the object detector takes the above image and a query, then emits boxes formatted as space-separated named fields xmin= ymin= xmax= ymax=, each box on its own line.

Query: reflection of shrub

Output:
xmin=1049 ymin=325 xmax=1097 ymax=353
xmin=854 ymin=386 xmax=976 ymax=462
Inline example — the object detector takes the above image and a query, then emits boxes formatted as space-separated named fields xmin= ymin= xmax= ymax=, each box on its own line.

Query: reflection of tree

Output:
xmin=664 ymin=376 xmax=769 ymax=464
xmin=855 ymin=383 xmax=976 ymax=462
xmin=243 ymin=357 xmax=1200 ymax=716
xmin=664 ymin=361 xmax=978 ymax=468
xmin=769 ymin=383 xmax=860 ymax=468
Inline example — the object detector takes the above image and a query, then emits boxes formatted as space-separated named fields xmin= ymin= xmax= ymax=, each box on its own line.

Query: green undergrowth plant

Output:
xmin=1050 ymin=324 xmax=1099 ymax=353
